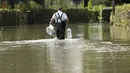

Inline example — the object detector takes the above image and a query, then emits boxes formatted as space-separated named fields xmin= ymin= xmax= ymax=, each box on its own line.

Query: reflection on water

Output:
xmin=0 ymin=39 xmax=84 ymax=73
xmin=110 ymin=25 xmax=130 ymax=41
xmin=88 ymin=23 xmax=103 ymax=40
xmin=0 ymin=23 xmax=110 ymax=41
xmin=0 ymin=24 xmax=130 ymax=73
xmin=0 ymin=39 xmax=130 ymax=73
xmin=87 ymin=23 xmax=110 ymax=41
xmin=46 ymin=39 xmax=83 ymax=73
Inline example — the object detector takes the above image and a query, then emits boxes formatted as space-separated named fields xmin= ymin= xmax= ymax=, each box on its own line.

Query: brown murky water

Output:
xmin=0 ymin=24 xmax=130 ymax=73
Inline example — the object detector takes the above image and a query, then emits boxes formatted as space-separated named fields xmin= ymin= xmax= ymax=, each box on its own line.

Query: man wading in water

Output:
xmin=50 ymin=8 xmax=69 ymax=40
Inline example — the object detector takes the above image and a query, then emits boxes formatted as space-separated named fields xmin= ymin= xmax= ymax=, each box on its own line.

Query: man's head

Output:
xmin=58 ymin=8 xmax=62 ymax=11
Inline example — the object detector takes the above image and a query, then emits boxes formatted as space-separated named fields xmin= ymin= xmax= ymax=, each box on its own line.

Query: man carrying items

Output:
xmin=50 ymin=8 xmax=69 ymax=40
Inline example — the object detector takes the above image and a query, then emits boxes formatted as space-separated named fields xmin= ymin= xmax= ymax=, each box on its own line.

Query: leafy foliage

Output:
xmin=72 ymin=0 xmax=82 ymax=5
xmin=0 ymin=0 xmax=42 ymax=11
xmin=88 ymin=0 xmax=112 ymax=6
xmin=1 ymin=0 xmax=49 ymax=10
xmin=44 ymin=0 xmax=85 ymax=9
xmin=111 ymin=4 xmax=130 ymax=27
xmin=28 ymin=0 xmax=42 ymax=9
xmin=88 ymin=1 xmax=106 ymax=12
xmin=88 ymin=0 xmax=106 ymax=22
xmin=14 ymin=1 xmax=26 ymax=11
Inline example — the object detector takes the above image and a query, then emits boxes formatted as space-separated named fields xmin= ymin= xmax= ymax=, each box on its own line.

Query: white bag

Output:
xmin=66 ymin=28 xmax=72 ymax=39
xmin=46 ymin=24 xmax=55 ymax=36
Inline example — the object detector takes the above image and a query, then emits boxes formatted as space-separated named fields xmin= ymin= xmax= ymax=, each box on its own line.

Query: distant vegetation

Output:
xmin=0 ymin=0 xmax=130 ymax=10
xmin=0 ymin=0 xmax=130 ymax=25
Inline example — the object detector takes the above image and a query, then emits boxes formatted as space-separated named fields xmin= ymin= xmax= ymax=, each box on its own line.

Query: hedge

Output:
xmin=27 ymin=8 xmax=99 ymax=24
xmin=0 ymin=8 xmax=99 ymax=25
xmin=0 ymin=10 xmax=21 ymax=26
xmin=110 ymin=4 xmax=130 ymax=27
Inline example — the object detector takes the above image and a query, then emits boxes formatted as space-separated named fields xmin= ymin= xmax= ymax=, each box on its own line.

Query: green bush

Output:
xmin=88 ymin=0 xmax=112 ymax=6
xmin=87 ymin=0 xmax=106 ymax=22
xmin=15 ymin=0 xmax=42 ymax=11
xmin=44 ymin=0 xmax=85 ymax=9
xmin=110 ymin=4 xmax=130 ymax=27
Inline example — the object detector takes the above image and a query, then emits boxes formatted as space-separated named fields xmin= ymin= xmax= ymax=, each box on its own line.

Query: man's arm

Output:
xmin=66 ymin=18 xmax=69 ymax=23
xmin=49 ymin=14 xmax=55 ymax=24
xmin=50 ymin=18 xmax=54 ymax=24
xmin=64 ymin=13 xmax=69 ymax=23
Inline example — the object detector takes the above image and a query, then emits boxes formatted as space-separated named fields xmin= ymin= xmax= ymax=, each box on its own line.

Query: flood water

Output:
xmin=0 ymin=23 xmax=130 ymax=73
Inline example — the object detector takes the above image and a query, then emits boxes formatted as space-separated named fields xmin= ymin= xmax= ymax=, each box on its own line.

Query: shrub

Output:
xmin=110 ymin=4 xmax=130 ymax=27
xmin=15 ymin=0 xmax=42 ymax=11
xmin=44 ymin=0 xmax=85 ymax=9
xmin=87 ymin=0 xmax=106 ymax=22
xmin=88 ymin=0 xmax=112 ymax=6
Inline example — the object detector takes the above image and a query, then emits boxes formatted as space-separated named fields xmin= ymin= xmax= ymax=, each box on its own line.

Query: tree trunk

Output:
xmin=10 ymin=0 xmax=15 ymax=9
xmin=112 ymin=0 xmax=115 ymax=15
xmin=84 ymin=0 xmax=88 ymax=7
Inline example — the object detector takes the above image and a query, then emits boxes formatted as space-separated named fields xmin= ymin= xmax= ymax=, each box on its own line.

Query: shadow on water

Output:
xmin=0 ymin=23 xmax=130 ymax=73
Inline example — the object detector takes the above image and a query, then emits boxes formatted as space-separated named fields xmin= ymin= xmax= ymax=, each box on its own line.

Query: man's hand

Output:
xmin=66 ymin=18 xmax=69 ymax=24
xmin=49 ymin=22 xmax=52 ymax=24
xmin=50 ymin=18 xmax=54 ymax=24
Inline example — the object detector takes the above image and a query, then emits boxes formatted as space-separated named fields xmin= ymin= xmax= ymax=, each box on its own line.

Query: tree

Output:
xmin=84 ymin=0 xmax=89 ymax=7
xmin=9 ymin=0 xmax=15 ymax=9
xmin=33 ymin=0 xmax=45 ymax=7
xmin=72 ymin=0 xmax=82 ymax=8
xmin=122 ymin=0 xmax=130 ymax=3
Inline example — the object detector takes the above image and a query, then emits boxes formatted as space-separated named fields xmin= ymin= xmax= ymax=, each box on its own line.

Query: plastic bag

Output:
xmin=66 ymin=28 xmax=72 ymax=39
xmin=46 ymin=24 xmax=55 ymax=36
